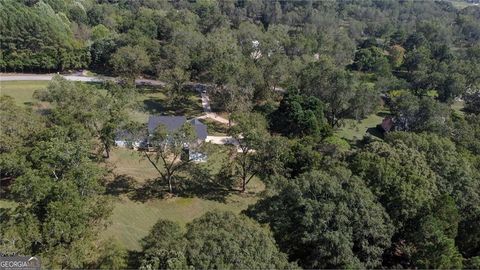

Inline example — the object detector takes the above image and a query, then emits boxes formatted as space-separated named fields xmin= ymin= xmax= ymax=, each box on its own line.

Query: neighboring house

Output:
xmin=115 ymin=116 xmax=208 ymax=162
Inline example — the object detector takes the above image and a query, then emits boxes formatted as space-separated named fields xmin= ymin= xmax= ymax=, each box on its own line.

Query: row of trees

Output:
xmin=2 ymin=1 xmax=479 ymax=104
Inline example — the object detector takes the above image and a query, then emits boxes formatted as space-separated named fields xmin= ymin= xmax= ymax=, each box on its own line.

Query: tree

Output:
xmin=96 ymin=82 xmax=138 ymax=158
xmin=228 ymin=113 xmax=269 ymax=192
xmin=390 ymin=93 xmax=452 ymax=135
xmin=269 ymin=92 xmax=330 ymax=138
xmin=185 ymin=211 xmax=293 ymax=269
xmin=353 ymin=46 xmax=390 ymax=75
xmin=140 ymin=211 xmax=293 ymax=269
xmin=0 ymin=125 xmax=112 ymax=268
xmin=351 ymin=141 xmax=438 ymax=228
xmin=386 ymin=132 xmax=480 ymax=258
xmin=0 ymin=0 xmax=89 ymax=72
xmin=110 ymin=45 xmax=150 ymax=81
xmin=97 ymin=240 xmax=128 ymax=270
xmin=161 ymin=67 xmax=190 ymax=107
xmin=91 ymin=24 xmax=112 ymax=41
xmin=138 ymin=122 xmax=201 ymax=194
xmin=246 ymin=168 xmax=394 ymax=269
xmin=465 ymin=91 xmax=480 ymax=115
xmin=388 ymin=45 xmax=406 ymax=68
xmin=411 ymin=196 xmax=463 ymax=269
xmin=140 ymin=220 xmax=187 ymax=270
xmin=37 ymin=77 xmax=136 ymax=158
xmin=298 ymin=58 xmax=378 ymax=127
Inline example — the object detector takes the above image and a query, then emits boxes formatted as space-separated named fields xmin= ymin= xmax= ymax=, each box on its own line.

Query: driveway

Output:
xmin=205 ymin=136 xmax=239 ymax=145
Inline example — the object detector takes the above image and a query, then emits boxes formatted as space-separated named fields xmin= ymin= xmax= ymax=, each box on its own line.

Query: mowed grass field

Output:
xmin=104 ymin=147 xmax=264 ymax=251
xmin=0 ymin=80 xmax=49 ymax=105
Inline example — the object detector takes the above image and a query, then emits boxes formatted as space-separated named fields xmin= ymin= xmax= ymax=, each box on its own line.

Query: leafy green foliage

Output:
xmin=0 ymin=0 xmax=89 ymax=71
xmin=0 ymin=124 xmax=112 ymax=268
xmin=246 ymin=168 xmax=394 ymax=269
xmin=140 ymin=211 xmax=293 ymax=269
xmin=351 ymin=141 xmax=438 ymax=228
xmin=269 ymin=92 xmax=330 ymax=138
xmin=110 ymin=46 xmax=150 ymax=81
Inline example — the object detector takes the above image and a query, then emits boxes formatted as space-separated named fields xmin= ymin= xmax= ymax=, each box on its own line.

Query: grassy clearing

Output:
xmin=336 ymin=110 xmax=390 ymax=141
xmin=200 ymin=118 xmax=229 ymax=135
xmin=104 ymin=192 xmax=261 ymax=251
xmin=104 ymin=146 xmax=264 ymax=251
xmin=133 ymin=86 xmax=204 ymax=123
xmin=0 ymin=80 xmax=49 ymax=105
xmin=451 ymin=100 xmax=465 ymax=116
xmin=108 ymin=148 xmax=160 ymax=183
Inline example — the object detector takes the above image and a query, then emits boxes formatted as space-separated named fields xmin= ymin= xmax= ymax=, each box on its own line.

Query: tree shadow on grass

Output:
xmin=142 ymin=98 xmax=164 ymax=114
xmin=106 ymin=174 xmax=136 ymax=196
xmin=377 ymin=111 xmax=392 ymax=118
xmin=128 ymin=173 xmax=232 ymax=203
xmin=141 ymin=89 xmax=203 ymax=117
xmin=366 ymin=126 xmax=384 ymax=139
xmin=129 ymin=178 xmax=168 ymax=202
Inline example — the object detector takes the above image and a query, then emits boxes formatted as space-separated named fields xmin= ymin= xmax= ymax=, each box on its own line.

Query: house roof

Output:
xmin=189 ymin=118 xmax=208 ymax=141
xmin=148 ymin=116 xmax=207 ymax=140
xmin=148 ymin=116 xmax=186 ymax=134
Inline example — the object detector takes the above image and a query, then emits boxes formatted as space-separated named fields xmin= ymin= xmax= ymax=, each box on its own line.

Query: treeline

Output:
xmin=0 ymin=0 xmax=89 ymax=72
xmin=1 ymin=0 xmax=480 ymax=269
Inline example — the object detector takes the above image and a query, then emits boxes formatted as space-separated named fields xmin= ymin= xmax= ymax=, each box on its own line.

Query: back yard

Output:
xmin=103 ymin=146 xmax=264 ymax=251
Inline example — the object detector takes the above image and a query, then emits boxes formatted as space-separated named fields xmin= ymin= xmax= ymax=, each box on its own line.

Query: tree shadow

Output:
xmin=126 ymin=250 xmax=142 ymax=269
xmin=377 ymin=111 xmax=392 ymax=118
xmin=366 ymin=126 xmax=384 ymax=139
xmin=106 ymin=174 xmax=136 ymax=196
xmin=129 ymin=178 xmax=168 ymax=202
xmin=142 ymin=98 xmax=164 ymax=114
xmin=127 ymin=168 xmax=232 ymax=203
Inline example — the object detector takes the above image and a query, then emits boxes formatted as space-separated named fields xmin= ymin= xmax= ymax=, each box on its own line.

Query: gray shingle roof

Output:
xmin=189 ymin=118 xmax=208 ymax=141
xmin=148 ymin=116 xmax=207 ymax=140
xmin=148 ymin=116 xmax=186 ymax=134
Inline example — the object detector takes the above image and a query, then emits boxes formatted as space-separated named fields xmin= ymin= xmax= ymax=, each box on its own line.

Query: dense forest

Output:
xmin=1 ymin=0 xmax=480 ymax=269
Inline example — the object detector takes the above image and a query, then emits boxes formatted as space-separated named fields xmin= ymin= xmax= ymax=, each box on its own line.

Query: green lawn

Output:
xmin=104 ymin=146 xmax=264 ymax=251
xmin=133 ymin=86 xmax=204 ymax=123
xmin=0 ymin=80 xmax=49 ymax=105
xmin=200 ymin=118 xmax=229 ymax=136
xmin=104 ymin=192 xmax=261 ymax=251
xmin=336 ymin=111 xmax=389 ymax=141
xmin=451 ymin=100 xmax=465 ymax=116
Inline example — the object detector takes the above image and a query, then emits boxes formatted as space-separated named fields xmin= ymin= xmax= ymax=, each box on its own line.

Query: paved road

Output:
xmin=0 ymin=73 xmax=165 ymax=86
xmin=205 ymin=136 xmax=238 ymax=145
